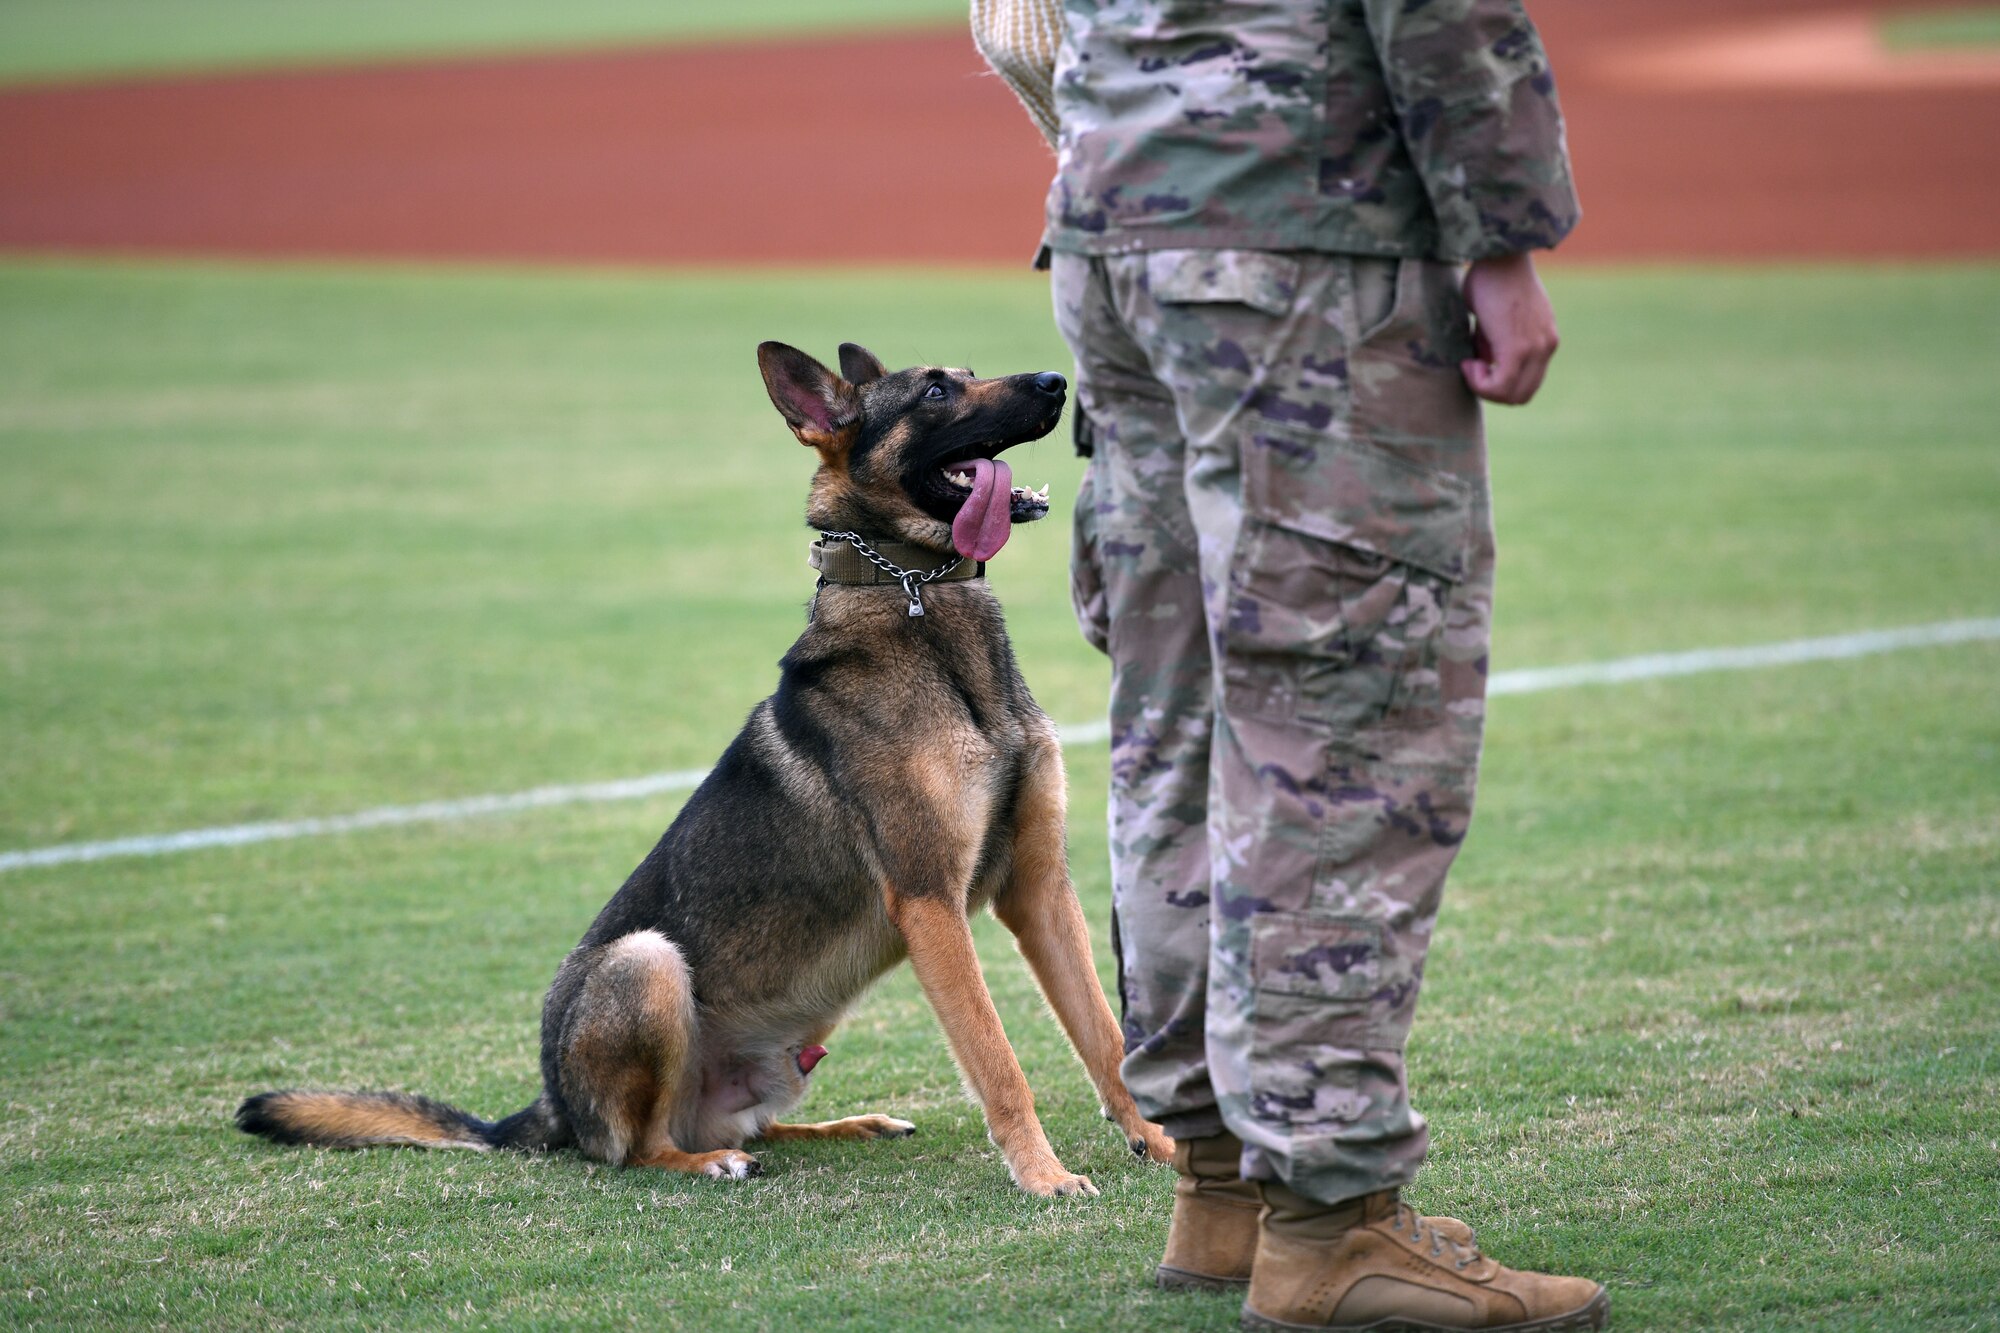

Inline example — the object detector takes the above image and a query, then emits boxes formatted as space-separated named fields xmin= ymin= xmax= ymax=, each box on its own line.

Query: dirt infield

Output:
xmin=1560 ymin=0 xmax=2000 ymax=259
xmin=1 ymin=0 xmax=1996 ymax=265
xmin=1600 ymin=10 xmax=2000 ymax=92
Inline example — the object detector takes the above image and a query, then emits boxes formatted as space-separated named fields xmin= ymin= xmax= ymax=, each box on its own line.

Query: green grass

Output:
xmin=2 ymin=259 xmax=1998 ymax=1329
xmin=1882 ymin=6 xmax=2000 ymax=51
xmin=0 ymin=0 xmax=963 ymax=86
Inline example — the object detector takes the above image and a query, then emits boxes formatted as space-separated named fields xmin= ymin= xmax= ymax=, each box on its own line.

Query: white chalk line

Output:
xmin=4 ymin=617 xmax=1995 ymax=875
xmin=1486 ymin=616 xmax=2000 ymax=694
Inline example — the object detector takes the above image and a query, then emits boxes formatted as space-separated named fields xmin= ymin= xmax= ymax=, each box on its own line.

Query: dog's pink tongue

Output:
xmin=951 ymin=457 xmax=1014 ymax=561
xmin=797 ymin=1044 xmax=826 ymax=1076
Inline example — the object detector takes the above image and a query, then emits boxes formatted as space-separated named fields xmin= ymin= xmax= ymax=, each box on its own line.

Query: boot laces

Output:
xmin=1390 ymin=1200 xmax=1481 ymax=1269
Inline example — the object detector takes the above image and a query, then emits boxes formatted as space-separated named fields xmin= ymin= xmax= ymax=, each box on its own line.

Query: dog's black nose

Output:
xmin=1034 ymin=371 xmax=1067 ymax=394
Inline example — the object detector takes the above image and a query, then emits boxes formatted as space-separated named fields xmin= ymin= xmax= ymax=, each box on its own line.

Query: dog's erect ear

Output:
xmin=838 ymin=342 xmax=889 ymax=387
xmin=758 ymin=342 xmax=861 ymax=449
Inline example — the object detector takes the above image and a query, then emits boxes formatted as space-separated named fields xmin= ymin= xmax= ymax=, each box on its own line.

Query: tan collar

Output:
xmin=808 ymin=536 xmax=983 ymax=588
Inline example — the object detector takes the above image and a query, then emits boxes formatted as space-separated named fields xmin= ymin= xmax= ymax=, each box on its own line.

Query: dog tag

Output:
xmin=907 ymin=595 xmax=925 ymax=617
xmin=901 ymin=574 xmax=924 ymax=617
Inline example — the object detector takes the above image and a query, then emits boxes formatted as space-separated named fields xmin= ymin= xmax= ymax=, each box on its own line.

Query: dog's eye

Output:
xmin=923 ymin=383 xmax=947 ymax=401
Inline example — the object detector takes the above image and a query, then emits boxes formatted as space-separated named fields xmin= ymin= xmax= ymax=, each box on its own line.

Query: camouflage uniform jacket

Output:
xmin=1048 ymin=0 xmax=1580 ymax=261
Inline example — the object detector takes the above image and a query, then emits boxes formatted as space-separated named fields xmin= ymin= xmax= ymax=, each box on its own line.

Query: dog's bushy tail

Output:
xmin=236 ymin=1090 xmax=564 ymax=1153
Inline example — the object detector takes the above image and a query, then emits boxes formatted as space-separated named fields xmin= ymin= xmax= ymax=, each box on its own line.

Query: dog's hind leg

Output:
xmin=992 ymin=733 xmax=1175 ymax=1165
xmin=553 ymin=930 xmax=760 ymax=1180
xmin=757 ymin=1116 xmax=916 ymax=1142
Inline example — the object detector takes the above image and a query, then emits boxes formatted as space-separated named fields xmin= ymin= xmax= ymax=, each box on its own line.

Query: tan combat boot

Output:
xmin=1241 ymin=1183 xmax=1608 ymax=1331
xmin=1155 ymin=1131 xmax=1264 ymax=1291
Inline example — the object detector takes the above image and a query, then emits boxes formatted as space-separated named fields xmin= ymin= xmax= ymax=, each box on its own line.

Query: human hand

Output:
xmin=1459 ymin=253 xmax=1560 ymax=406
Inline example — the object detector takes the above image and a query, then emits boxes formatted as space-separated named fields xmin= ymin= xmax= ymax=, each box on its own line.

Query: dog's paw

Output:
xmin=851 ymin=1115 xmax=917 ymax=1139
xmin=701 ymin=1150 xmax=762 ymax=1181
xmin=1016 ymin=1164 xmax=1099 ymax=1198
xmin=1129 ymin=1125 xmax=1175 ymax=1164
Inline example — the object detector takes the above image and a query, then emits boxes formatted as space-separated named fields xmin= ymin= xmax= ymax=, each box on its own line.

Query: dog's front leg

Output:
xmin=992 ymin=738 xmax=1175 ymax=1165
xmin=884 ymin=886 xmax=1096 ymax=1197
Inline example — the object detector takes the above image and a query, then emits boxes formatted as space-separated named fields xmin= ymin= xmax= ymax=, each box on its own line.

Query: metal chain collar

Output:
xmin=819 ymin=530 xmax=964 ymax=617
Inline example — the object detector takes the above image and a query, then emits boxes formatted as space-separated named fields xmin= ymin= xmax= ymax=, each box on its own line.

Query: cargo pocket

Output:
xmin=1253 ymin=910 xmax=1383 ymax=1002
xmin=1349 ymin=257 xmax=1479 ymax=449
xmin=1069 ymin=462 xmax=1111 ymax=656
xmin=1145 ymin=249 xmax=1302 ymax=317
xmin=1220 ymin=428 xmax=1474 ymax=735
xmin=1246 ymin=912 xmax=1386 ymax=1130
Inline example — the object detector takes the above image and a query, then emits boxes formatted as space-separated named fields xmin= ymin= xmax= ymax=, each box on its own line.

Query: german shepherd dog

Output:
xmin=238 ymin=342 xmax=1173 ymax=1196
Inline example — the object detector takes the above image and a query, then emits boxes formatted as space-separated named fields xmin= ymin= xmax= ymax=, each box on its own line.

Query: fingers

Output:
xmin=1463 ymin=335 xmax=1555 ymax=406
xmin=1459 ymin=252 xmax=1560 ymax=406
xmin=1459 ymin=326 xmax=1503 ymax=401
xmin=1462 ymin=324 xmax=1557 ymax=405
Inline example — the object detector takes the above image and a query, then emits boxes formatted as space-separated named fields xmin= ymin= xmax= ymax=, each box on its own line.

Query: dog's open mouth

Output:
xmin=942 ymin=461 xmax=1051 ymax=521
xmin=930 ymin=439 xmax=1053 ymax=561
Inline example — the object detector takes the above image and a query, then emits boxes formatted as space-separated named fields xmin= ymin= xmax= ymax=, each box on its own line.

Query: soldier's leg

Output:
xmin=1052 ymin=252 xmax=1224 ymax=1141
xmin=1113 ymin=250 xmax=1494 ymax=1204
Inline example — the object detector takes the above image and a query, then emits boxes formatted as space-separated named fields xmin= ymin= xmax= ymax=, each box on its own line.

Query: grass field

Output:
xmin=3 ymin=259 xmax=1998 ymax=1330
xmin=0 ymin=0 xmax=963 ymax=85
xmin=1882 ymin=5 xmax=2000 ymax=51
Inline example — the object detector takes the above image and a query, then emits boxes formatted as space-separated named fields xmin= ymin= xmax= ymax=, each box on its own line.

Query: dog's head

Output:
xmin=757 ymin=341 xmax=1065 ymax=560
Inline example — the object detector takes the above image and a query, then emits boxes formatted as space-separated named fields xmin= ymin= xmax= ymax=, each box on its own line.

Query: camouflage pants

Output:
xmin=1052 ymin=248 xmax=1496 ymax=1205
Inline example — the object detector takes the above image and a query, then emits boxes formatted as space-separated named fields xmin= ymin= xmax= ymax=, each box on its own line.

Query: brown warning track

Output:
xmin=1553 ymin=0 xmax=2000 ymax=260
xmin=0 ymin=0 xmax=1996 ymax=267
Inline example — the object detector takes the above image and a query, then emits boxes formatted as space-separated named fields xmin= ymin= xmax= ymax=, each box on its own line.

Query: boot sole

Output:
xmin=1156 ymin=1263 xmax=1252 ymax=1293
xmin=1241 ymin=1285 xmax=1608 ymax=1332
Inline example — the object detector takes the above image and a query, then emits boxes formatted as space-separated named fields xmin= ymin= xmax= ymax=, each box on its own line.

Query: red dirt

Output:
xmin=0 ymin=0 xmax=1995 ymax=266
xmin=1599 ymin=10 xmax=2000 ymax=93
xmin=1554 ymin=0 xmax=2000 ymax=260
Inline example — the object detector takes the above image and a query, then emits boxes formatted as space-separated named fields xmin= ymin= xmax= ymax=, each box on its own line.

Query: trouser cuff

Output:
xmin=1158 ymin=1109 xmax=1228 ymax=1143
xmin=1239 ymin=1139 xmax=1424 ymax=1209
